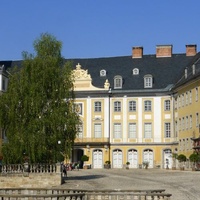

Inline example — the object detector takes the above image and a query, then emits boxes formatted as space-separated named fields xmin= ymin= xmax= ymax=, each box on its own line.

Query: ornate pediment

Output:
xmin=72 ymin=63 xmax=110 ymax=91
xmin=73 ymin=63 xmax=91 ymax=81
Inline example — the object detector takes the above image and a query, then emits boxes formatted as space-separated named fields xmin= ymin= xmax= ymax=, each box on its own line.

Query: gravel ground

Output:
xmin=59 ymin=168 xmax=200 ymax=200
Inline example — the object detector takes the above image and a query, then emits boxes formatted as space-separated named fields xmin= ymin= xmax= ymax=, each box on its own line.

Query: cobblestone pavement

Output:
xmin=59 ymin=168 xmax=200 ymax=200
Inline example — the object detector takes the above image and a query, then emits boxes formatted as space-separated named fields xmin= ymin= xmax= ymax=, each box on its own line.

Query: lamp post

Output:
xmin=57 ymin=140 xmax=61 ymax=163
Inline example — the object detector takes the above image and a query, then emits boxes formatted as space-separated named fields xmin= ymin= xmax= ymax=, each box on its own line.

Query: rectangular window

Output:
xmin=128 ymin=123 xmax=136 ymax=138
xmin=144 ymin=77 xmax=152 ymax=88
xmin=186 ymin=92 xmax=188 ymax=105
xmin=114 ymin=123 xmax=122 ymax=139
xmin=186 ymin=116 xmax=188 ymax=130
xmin=179 ymin=118 xmax=181 ymax=131
xmin=94 ymin=123 xmax=102 ymax=138
xmin=190 ymin=115 xmax=192 ymax=129
xmin=182 ymin=117 xmax=185 ymax=130
xmin=175 ymin=121 xmax=178 ymax=137
xmin=189 ymin=90 xmax=192 ymax=104
xmin=129 ymin=101 xmax=136 ymax=112
xmin=94 ymin=102 xmax=101 ymax=112
xmin=196 ymin=113 xmax=199 ymax=127
xmin=196 ymin=87 xmax=199 ymax=102
xmin=77 ymin=124 xmax=83 ymax=138
xmin=144 ymin=123 xmax=152 ymax=138
xmin=164 ymin=100 xmax=170 ymax=111
xmin=182 ymin=94 xmax=184 ymax=107
xmin=175 ymin=98 xmax=177 ymax=109
xmin=114 ymin=77 xmax=122 ymax=89
xmin=165 ymin=123 xmax=171 ymax=138
xmin=114 ymin=101 xmax=121 ymax=112
xmin=178 ymin=96 xmax=181 ymax=108
xmin=144 ymin=100 xmax=151 ymax=111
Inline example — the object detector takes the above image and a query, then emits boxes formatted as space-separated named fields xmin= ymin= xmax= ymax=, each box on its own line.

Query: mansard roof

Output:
xmin=1 ymin=51 xmax=200 ymax=94
xmin=173 ymin=52 xmax=200 ymax=90
xmin=67 ymin=53 xmax=196 ymax=92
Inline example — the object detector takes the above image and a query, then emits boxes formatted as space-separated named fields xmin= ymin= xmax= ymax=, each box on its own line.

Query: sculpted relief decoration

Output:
xmin=73 ymin=63 xmax=110 ymax=91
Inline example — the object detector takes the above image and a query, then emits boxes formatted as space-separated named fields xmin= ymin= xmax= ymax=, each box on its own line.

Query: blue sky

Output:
xmin=1 ymin=0 xmax=200 ymax=60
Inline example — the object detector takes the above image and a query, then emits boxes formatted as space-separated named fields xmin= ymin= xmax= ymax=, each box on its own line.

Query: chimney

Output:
xmin=132 ymin=46 xmax=143 ymax=58
xmin=186 ymin=45 xmax=197 ymax=56
xmin=156 ymin=45 xmax=172 ymax=58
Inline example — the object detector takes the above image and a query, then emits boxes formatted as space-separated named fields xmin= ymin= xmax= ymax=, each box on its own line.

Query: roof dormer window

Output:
xmin=133 ymin=68 xmax=139 ymax=75
xmin=144 ymin=74 xmax=153 ymax=88
xmin=114 ymin=75 xmax=122 ymax=89
xmin=100 ymin=69 xmax=106 ymax=77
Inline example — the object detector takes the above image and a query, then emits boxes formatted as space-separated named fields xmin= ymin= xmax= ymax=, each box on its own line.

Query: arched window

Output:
xmin=114 ymin=75 xmax=122 ymax=89
xmin=132 ymin=68 xmax=139 ymax=75
xmin=144 ymin=74 xmax=153 ymax=88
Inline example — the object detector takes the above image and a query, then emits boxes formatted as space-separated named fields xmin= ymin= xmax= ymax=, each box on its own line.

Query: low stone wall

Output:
xmin=0 ymin=188 xmax=172 ymax=200
xmin=0 ymin=173 xmax=62 ymax=188
xmin=0 ymin=163 xmax=62 ymax=188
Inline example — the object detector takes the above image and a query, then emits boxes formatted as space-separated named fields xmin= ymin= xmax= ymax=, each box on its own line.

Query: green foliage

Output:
xmin=177 ymin=154 xmax=187 ymax=162
xmin=105 ymin=160 xmax=111 ymax=165
xmin=126 ymin=162 xmax=130 ymax=165
xmin=81 ymin=155 xmax=89 ymax=162
xmin=189 ymin=153 xmax=200 ymax=163
xmin=0 ymin=33 xmax=80 ymax=164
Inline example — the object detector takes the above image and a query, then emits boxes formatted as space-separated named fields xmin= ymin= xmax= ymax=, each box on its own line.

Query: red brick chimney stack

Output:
xmin=156 ymin=45 xmax=172 ymax=58
xmin=186 ymin=45 xmax=197 ymax=56
xmin=132 ymin=46 xmax=143 ymax=58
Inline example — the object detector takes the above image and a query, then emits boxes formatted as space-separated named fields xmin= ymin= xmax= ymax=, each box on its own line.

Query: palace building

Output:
xmin=0 ymin=44 xmax=200 ymax=169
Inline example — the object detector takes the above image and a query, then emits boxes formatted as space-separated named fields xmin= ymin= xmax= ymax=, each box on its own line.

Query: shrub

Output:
xmin=177 ymin=154 xmax=187 ymax=162
xmin=105 ymin=160 xmax=111 ymax=165
xmin=81 ymin=155 xmax=89 ymax=162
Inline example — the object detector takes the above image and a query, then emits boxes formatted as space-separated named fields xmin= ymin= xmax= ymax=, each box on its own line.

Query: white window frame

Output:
xmin=129 ymin=101 xmax=136 ymax=112
xmin=144 ymin=75 xmax=153 ymax=88
xmin=94 ymin=123 xmax=102 ymax=138
xmin=77 ymin=122 xmax=83 ymax=138
xmin=182 ymin=117 xmax=185 ymax=130
xmin=114 ymin=75 xmax=122 ymax=89
xmin=196 ymin=87 xmax=199 ymax=102
xmin=196 ymin=113 xmax=199 ymax=127
xmin=144 ymin=123 xmax=152 ymax=138
xmin=128 ymin=123 xmax=137 ymax=138
xmin=186 ymin=116 xmax=188 ymax=130
xmin=182 ymin=94 xmax=184 ymax=107
xmin=164 ymin=100 xmax=170 ymax=111
xmin=189 ymin=90 xmax=192 ymax=104
xmin=114 ymin=101 xmax=121 ymax=112
xmin=94 ymin=101 xmax=101 ymax=112
xmin=165 ymin=123 xmax=171 ymax=138
xmin=186 ymin=92 xmax=188 ymax=105
xmin=114 ymin=123 xmax=122 ymax=139
xmin=144 ymin=100 xmax=152 ymax=111
xmin=190 ymin=115 xmax=192 ymax=129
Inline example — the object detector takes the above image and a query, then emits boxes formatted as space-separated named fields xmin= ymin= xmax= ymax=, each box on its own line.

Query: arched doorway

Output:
xmin=72 ymin=149 xmax=84 ymax=168
xmin=163 ymin=149 xmax=172 ymax=169
xmin=128 ymin=149 xmax=138 ymax=168
xmin=93 ymin=149 xmax=103 ymax=168
xmin=113 ymin=149 xmax=122 ymax=168
xmin=143 ymin=149 xmax=153 ymax=168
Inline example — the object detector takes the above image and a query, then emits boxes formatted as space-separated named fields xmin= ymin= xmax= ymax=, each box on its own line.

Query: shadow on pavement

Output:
xmin=63 ymin=174 xmax=106 ymax=181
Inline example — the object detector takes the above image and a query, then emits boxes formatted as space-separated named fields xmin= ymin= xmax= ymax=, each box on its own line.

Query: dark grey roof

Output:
xmin=1 ymin=53 xmax=199 ymax=94
xmin=66 ymin=54 xmax=196 ymax=92
xmin=173 ymin=52 xmax=200 ymax=89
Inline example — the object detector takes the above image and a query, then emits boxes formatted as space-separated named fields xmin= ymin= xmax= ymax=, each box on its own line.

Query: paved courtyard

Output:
xmin=60 ymin=168 xmax=200 ymax=200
